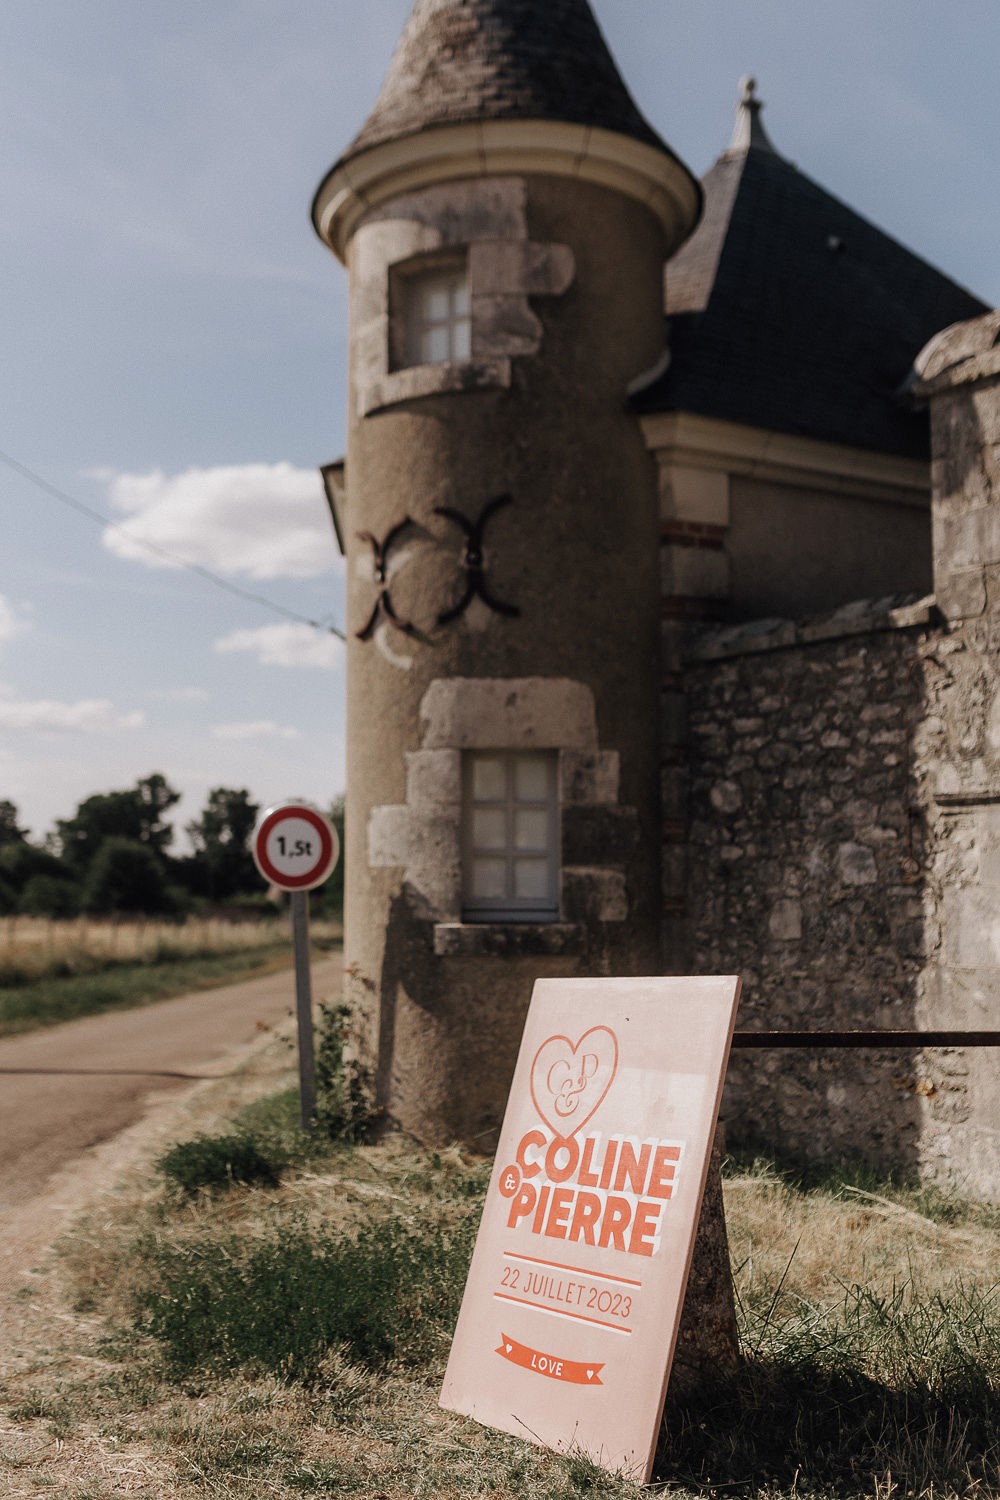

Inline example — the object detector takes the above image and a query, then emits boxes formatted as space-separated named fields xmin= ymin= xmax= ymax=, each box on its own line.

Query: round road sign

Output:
xmin=252 ymin=802 xmax=340 ymax=892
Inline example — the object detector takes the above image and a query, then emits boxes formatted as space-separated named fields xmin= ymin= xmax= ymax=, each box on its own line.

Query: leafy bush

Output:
xmin=18 ymin=873 xmax=79 ymax=917
xmin=83 ymin=837 xmax=175 ymax=915
xmin=313 ymin=1003 xmax=374 ymax=1142
xmin=138 ymin=1211 xmax=478 ymax=1380
xmin=156 ymin=1133 xmax=289 ymax=1195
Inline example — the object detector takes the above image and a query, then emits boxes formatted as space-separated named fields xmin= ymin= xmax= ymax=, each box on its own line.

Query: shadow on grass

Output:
xmin=655 ymin=1362 xmax=1000 ymax=1497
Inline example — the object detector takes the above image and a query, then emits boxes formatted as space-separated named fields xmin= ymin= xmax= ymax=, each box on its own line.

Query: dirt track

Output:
xmin=0 ymin=956 xmax=342 ymax=1299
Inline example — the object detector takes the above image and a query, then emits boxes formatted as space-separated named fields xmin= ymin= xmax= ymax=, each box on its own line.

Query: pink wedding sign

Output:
xmin=440 ymin=975 xmax=742 ymax=1482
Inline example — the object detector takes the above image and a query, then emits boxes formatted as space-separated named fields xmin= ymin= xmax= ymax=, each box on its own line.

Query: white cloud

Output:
xmin=214 ymin=622 xmax=343 ymax=670
xmin=98 ymin=463 xmax=337 ymax=580
xmin=146 ymin=686 xmax=211 ymax=703
xmin=0 ymin=595 xmax=29 ymax=645
xmin=211 ymin=720 xmax=300 ymax=742
xmin=0 ymin=694 xmax=145 ymax=733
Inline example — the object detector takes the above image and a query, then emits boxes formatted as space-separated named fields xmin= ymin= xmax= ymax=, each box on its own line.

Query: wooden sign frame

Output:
xmin=440 ymin=975 xmax=742 ymax=1482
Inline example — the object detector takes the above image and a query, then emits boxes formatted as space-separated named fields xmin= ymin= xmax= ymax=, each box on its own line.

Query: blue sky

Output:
xmin=1 ymin=0 xmax=997 ymax=847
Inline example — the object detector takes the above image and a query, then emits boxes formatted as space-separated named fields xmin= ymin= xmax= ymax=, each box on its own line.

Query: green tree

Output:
xmin=57 ymin=774 xmax=180 ymax=874
xmin=186 ymin=788 xmax=260 ymax=900
xmin=82 ymin=838 xmax=174 ymax=915
xmin=0 ymin=800 xmax=27 ymax=847
xmin=0 ymin=839 xmax=69 ymax=891
xmin=19 ymin=873 xmax=79 ymax=918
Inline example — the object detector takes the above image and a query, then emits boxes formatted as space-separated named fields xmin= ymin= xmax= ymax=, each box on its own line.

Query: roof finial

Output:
xmin=730 ymin=74 xmax=777 ymax=155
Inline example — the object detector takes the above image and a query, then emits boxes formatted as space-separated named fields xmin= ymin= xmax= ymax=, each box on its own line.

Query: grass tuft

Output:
xmin=156 ymin=1132 xmax=289 ymax=1195
xmin=136 ymin=1211 xmax=479 ymax=1381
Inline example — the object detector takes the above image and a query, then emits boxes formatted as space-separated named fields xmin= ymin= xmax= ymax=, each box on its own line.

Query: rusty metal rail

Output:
xmin=732 ymin=1030 xmax=1000 ymax=1050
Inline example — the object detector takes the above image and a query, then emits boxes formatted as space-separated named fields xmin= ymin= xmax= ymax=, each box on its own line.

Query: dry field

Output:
xmin=0 ymin=915 xmax=342 ymax=983
xmin=0 ymin=915 xmax=343 ymax=1037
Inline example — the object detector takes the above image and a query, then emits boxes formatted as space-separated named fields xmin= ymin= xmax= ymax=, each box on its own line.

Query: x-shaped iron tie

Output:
xmin=434 ymin=493 xmax=521 ymax=625
xmin=355 ymin=516 xmax=417 ymax=640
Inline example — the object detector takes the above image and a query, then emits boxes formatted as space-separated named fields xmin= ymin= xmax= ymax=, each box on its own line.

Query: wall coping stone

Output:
xmin=687 ymin=592 xmax=935 ymax=664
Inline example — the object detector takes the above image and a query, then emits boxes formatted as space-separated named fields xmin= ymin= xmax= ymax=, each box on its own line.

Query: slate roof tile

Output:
xmin=339 ymin=0 xmax=682 ymax=167
xmin=637 ymin=133 xmax=987 ymax=460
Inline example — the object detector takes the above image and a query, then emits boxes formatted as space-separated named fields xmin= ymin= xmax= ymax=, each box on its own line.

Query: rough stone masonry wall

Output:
xmin=912 ymin=312 xmax=1000 ymax=1198
xmin=683 ymin=598 xmax=941 ymax=1174
xmin=677 ymin=312 xmax=1000 ymax=1197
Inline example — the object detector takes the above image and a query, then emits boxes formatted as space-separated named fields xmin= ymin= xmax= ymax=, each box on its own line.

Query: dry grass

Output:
xmin=2 ymin=1037 xmax=998 ymax=1500
xmin=0 ymin=915 xmax=345 ymax=1037
xmin=0 ymin=915 xmax=343 ymax=985
xmin=725 ymin=1158 xmax=999 ymax=1305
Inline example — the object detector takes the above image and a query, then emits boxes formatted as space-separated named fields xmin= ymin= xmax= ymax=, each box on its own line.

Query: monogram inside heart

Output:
xmin=529 ymin=1027 xmax=619 ymax=1139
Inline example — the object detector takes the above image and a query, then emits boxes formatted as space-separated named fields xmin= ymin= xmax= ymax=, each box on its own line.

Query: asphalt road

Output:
xmin=0 ymin=955 xmax=342 ymax=1213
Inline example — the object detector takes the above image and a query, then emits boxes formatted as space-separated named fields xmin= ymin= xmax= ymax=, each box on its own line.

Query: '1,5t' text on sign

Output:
xmin=251 ymin=802 xmax=339 ymax=892
xmin=439 ymin=975 xmax=742 ymax=1483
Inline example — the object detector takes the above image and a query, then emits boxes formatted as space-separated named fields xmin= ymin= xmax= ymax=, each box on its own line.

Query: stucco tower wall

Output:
xmin=342 ymin=173 xmax=669 ymax=1144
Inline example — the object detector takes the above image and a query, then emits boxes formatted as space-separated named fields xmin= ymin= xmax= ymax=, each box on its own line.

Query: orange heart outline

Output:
xmin=529 ymin=1026 xmax=619 ymax=1140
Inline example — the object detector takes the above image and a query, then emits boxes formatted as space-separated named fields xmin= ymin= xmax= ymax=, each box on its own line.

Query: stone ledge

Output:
xmin=687 ymin=592 xmax=935 ymax=664
xmin=361 ymin=357 xmax=512 ymax=415
xmin=433 ymin=922 xmax=585 ymax=957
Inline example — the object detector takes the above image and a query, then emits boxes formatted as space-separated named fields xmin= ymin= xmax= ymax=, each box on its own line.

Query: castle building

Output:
xmin=314 ymin=0 xmax=1000 ymax=1196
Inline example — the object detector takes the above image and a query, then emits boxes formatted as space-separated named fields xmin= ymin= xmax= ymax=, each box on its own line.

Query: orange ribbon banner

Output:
xmin=496 ymin=1334 xmax=604 ymax=1386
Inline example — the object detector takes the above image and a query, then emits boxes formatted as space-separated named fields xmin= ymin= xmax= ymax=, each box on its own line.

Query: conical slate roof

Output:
xmin=341 ymin=0 xmax=675 ymax=165
xmin=636 ymin=82 xmax=988 ymax=460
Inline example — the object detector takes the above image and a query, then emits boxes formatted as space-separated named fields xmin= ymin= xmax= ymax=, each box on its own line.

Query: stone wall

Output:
xmin=682 ymin=596 xmax=941 ymax=1175
xmin=673 ymin=311 xmax=1000 ymax=1199
xmin=912 ymin=311 xmax=1000 ymax=1197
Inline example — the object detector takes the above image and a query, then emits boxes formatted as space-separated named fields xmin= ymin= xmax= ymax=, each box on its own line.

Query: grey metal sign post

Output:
xmin=252 ymin=801 xmax=340 ymax=1132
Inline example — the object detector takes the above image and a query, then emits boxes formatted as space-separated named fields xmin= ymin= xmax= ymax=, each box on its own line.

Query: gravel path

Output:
xmin=0 ymin=955 xmax=342 ymax=1301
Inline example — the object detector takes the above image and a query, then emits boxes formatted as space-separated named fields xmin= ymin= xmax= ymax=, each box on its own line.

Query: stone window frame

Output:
xmin=350 ymin=180 xmax=574 ymax=419
xmin=461 ymin=749 xmax=560 ymax=924
xmin=366 ymin=677 xmax=629 ymax=957
xmin=389 ymin=251 xmax=472 ymax=372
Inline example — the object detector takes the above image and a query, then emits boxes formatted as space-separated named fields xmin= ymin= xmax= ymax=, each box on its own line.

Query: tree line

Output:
xmin=0 ymin=776 xmax=344 ymax=919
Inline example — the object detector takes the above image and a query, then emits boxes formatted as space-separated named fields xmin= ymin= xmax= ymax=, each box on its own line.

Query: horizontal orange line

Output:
xmin=494 ymin=1290 xmax=633 ymax=1335
xmin=502 ymin=1250 xmax=642 ymax=1288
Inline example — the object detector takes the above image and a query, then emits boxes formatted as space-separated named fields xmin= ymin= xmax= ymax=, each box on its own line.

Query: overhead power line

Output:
xmin=0 ymin=445 xmax=346 ymax=641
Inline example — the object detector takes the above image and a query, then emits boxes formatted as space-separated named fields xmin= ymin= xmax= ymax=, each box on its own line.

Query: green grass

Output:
xmin=137 ymin=1211 xmax=479 ymax=1381
xmin=126 ymin=1116 xmax=1000 ymax=1495
xmin=659 ymin=1279 xmax=1000 ymax=1495
xmin=0 ymin=946 xmax=294 ymax=1036
xmin=156 ymin=1132 xmax=291 ymax=1195
xmin=12 ymin=1064 xmax=999 ymax=1499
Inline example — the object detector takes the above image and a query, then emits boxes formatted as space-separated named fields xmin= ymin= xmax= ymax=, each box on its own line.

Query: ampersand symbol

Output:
xmin=498 ymin=1164 xmax=522 ymax=1198
xmin=548 ymin=1053 xmax=599 ymax=1119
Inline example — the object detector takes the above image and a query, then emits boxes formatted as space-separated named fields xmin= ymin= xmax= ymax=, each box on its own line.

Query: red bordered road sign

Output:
xmin=252 ymin=802 xmax=339 ymax=892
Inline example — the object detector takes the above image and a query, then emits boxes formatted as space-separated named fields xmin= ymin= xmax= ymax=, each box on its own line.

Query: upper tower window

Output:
xmin=392 ymin=259 xmax=471 ymax=370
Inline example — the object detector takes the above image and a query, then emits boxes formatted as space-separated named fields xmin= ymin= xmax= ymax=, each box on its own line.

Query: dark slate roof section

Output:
xmin=636 ymin=141 xmax=988 ymax=460
xmin=340 ymin=0 xmax=678 ymax=166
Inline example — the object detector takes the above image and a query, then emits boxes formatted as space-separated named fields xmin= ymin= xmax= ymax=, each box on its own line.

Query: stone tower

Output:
xmin=313 ymin=0 xmax=701 ymax=1144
